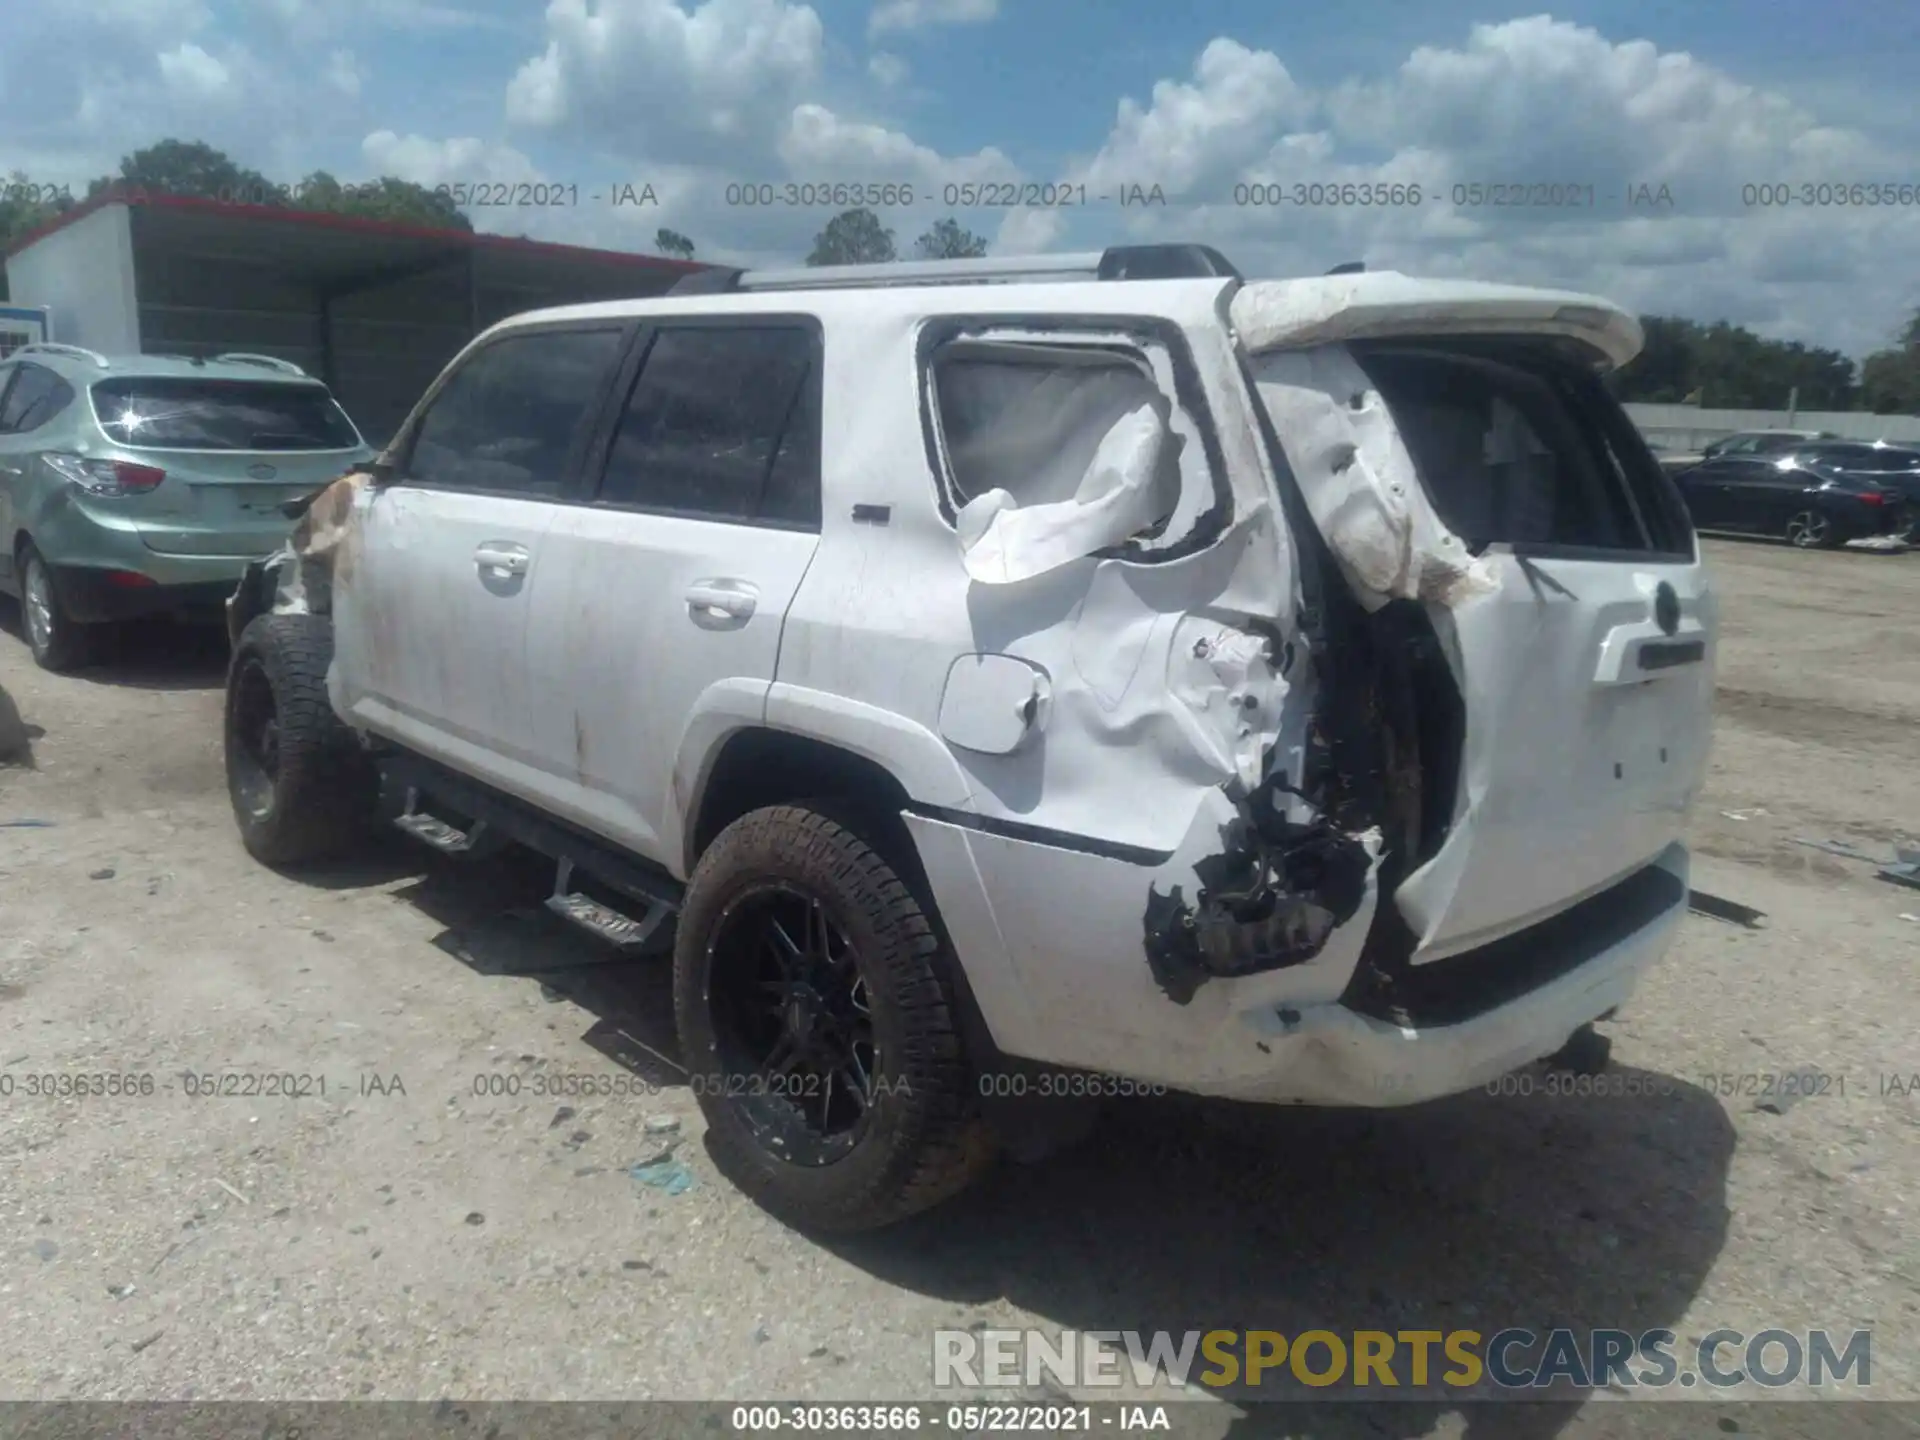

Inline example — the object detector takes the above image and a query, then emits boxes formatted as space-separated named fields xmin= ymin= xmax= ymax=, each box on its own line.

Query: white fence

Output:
xmin=1626 ymin=403 xmax=1920 ymax=452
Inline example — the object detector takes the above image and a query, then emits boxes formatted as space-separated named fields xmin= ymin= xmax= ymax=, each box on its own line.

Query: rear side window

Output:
xmin=407 ymin=328 xmax=626 ymax=496
xmin=0 ymin=363 xmax=75 ymax=434
xmin=91 ymin=378 xmax=359 ymax=451
xmin=1358 ymin=345 xmax=1690 ymax=557
xmin=1819 ymin=446 xmax=1920 ymax=473
xmin=594 ymin=325 xmax=820 ymax=528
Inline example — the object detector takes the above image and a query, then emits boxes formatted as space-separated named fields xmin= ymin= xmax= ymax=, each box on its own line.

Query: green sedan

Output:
xmin=0 ymin=345 xmax=374 ymax=670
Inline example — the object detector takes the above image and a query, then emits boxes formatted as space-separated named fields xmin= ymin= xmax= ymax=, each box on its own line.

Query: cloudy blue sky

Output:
xmin=6 ymin=0 xmax=1918 ymax=357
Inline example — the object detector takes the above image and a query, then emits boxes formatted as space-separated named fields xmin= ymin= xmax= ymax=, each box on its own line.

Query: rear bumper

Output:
xmin=907 ymin=792 xmax=1686 ymax=1106
xmin=51 ymin=566 xmax=238 ymax=624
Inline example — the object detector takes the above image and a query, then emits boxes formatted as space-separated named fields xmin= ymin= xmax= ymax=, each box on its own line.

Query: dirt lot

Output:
xmin=1 ymin=538 xmax=1916 ymax=1435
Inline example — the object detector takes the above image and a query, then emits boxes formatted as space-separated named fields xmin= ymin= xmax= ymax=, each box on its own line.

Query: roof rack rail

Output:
xmin=666 ymin=243 xmax=1241 ymax=296
xmin=15 ymin=342 xmax=109 ymax=368
xmin=213 ymin=352 xmax=309 ymax=376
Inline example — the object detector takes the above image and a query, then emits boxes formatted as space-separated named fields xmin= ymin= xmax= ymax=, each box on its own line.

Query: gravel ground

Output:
xmin=1 ymin=537 xmax=1916 ymax=1438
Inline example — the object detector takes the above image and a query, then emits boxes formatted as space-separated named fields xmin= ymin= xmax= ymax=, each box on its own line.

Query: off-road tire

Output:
xmin=674 ymin=803 xmax=993 ymax=1232
xmin=17 ymin=542 xmax=95 ymax=673
xmin=224 ymin=612 xmax=377 ymax=865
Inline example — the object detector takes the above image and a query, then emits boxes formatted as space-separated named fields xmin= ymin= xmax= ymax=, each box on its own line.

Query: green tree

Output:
xmin=806 ymin=207 xmax=895 ymax=266
xmin=1858 ymin=307 xmax=1920 ymax=415
xmin=913 ymin=216 xmax=988 ymax=260
xmin=293 ymin=171 xmax=472 ymax=231
xmin=88 ymin=138 xmax=281 ymax=204
xmin=654 ymin=227 xmax=695 ymax=260
xmin=0 ymin=172 xmax=76 ymax=301
xmin=1612 ymin=314 xmax=1859 ymax=410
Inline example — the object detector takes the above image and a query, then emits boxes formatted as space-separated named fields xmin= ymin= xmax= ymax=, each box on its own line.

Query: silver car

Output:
xmin=0 ymin=344 xmax=374 ymax=670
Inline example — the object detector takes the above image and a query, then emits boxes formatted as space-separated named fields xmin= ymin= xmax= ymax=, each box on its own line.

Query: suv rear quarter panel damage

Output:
xmin=776 ymin=292 xmax=1383 ymax=1069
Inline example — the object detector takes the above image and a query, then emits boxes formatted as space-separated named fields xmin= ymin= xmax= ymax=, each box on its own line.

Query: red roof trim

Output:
xmin=3 ymin=187 xmax=707 ymax=273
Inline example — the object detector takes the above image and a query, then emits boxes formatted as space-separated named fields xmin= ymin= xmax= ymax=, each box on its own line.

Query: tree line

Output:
xmin=2 ymin=139 xmax=1914 ymax=414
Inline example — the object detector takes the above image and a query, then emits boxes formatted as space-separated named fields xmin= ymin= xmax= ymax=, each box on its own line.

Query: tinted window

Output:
xmin=1816 ymin=446 xmax=1920 ymax=473
xmin=1360 ymin=347 xmax=1684 ymax=554
xmin=596 ymin=326 xmax=818 ymax=526
xmin=92 ymin=378 xmax=358 ymax=451
xmin=0 ymin=363 xmax=74 ymax=434
xmin=408 ymin=329 xmax=624 ymax=496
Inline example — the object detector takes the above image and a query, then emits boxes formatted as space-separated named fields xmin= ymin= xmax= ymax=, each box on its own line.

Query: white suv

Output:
xmin=223 ymin=244 xmax=1715 ymax=1232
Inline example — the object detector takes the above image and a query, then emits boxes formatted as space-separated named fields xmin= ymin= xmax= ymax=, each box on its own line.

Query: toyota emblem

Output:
xmin=248 ymin=463 xmax=278 ymax=480
xmin=1653 ymin=581 xmax=1680 ymax=636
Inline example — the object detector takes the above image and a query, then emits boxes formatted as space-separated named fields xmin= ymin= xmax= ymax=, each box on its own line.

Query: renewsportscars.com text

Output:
xmin=933 ymin=1327 xmax=1871 ymax=1395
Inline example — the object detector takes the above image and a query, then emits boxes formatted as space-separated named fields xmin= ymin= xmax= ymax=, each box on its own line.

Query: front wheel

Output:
xmin=673 ymin=803 xmax=992 ymax=1231
xmin=225 ymin=612 xmax=378 ymax=865
xmin=1783 ymin=509 xmax=1839 ymax=549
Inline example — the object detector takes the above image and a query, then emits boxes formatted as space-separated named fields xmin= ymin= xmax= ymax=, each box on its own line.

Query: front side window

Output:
xmin=406 ymin=328 xmax=626 ymax=496
xmin=92 ymin=378 xmax=357 ymax=451
xmin=594 ymin=325 xmax=820 ymax=528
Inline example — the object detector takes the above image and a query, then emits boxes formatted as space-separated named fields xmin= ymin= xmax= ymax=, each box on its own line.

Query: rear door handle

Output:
xmin=685 ymin=579 xmax=757 ymax=621
xmin=475 ymin=542 xmax=530 ymax=577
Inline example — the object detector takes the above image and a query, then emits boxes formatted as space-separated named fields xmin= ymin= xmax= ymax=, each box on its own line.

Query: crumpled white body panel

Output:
xmin=1246 ymin=346 xmax=1497 ymax=609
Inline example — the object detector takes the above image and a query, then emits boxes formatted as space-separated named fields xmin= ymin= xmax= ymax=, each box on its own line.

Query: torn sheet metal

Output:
xmin=1246 ymin=346 xmax=1497 ymax=610
xmin=1144 ymin=823 xmax=1381 ymax=1005
xmin=1230 ymin=274 xmax=1643 ymax=371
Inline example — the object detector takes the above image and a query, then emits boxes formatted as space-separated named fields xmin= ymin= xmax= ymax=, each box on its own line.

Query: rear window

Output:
xmin=90 ymin=378 xmax=362 ymax=452
xmin=1357 ymin=343 xmax=1691 ymax=557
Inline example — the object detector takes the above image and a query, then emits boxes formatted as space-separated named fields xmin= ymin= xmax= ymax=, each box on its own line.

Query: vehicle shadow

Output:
xmin=314 ymin=846 xmax=1734 ymax=1440
xmin=0 ymin=601 xmax=230 ymax=691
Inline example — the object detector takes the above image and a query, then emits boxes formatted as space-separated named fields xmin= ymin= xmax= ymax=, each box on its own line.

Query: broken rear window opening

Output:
xmin=923 ymin=329 xmax=1231 ymax=584
xmin=91 ymin=379 xmax=363 ymax=452
xmin=1354 ymin=343 xmax=1692 ymax=559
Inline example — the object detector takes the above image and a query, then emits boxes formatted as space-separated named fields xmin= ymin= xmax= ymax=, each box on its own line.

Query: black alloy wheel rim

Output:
xmin=705 ymin=881 xmax=879 ymax=1166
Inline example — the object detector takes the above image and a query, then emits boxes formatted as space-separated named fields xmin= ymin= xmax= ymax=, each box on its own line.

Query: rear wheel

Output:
xmin=225 ymin=612 xmax=378 ymax=865
xmin=17 ymin=543 xmax=94 ymax=672
xmin=673 ymin=803 xmax=992 ymax=1231
xmin=1783 ymin=509 xmax=1838 ymax=549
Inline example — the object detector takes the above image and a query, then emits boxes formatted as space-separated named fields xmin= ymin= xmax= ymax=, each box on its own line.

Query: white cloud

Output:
xmin=867 ymin=0 xmax=996 ymax=38
xmin=158 ymin=43 xmax=234 ymax=101
xmin=868 ymin=52 xmax=909 ymax=88
xmin=779 ymin=104 xmax=1016 ymax=187
xmin=505 ymin=0 xmax=826 ymax=169
xmin=1080 ymin=39 xmax=1310 ymax=201
xmin=1029 ymin=17 xmax=1916 ymax=358
xmin=361 ymin=131 xmax=543 ymax=188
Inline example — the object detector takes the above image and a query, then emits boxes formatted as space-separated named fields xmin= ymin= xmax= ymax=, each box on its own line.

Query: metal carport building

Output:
xmin=3 ymin=191 xmax=706 ymax=445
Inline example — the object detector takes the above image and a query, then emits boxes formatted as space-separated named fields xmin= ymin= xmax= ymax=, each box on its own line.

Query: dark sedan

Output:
xmin=1672 ymin=441 xmax=1917 ymax=548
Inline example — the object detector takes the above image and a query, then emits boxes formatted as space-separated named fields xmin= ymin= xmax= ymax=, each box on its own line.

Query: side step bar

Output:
xmin=545 ymin=857 xmax=672 ymax=952
xmin=384 ymin=758 xmax=682 ymax=958
xmin=394 ymin=788 xmax=508 ymax=856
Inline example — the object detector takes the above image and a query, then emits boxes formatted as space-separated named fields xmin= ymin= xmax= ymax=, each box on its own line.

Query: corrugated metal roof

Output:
xmin=3 ymin=188 xmax=706 ymax=277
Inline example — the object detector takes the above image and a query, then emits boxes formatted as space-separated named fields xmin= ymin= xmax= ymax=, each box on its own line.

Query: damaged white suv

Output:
xmin=223 ymin=244 xmax=1714 ymax=1232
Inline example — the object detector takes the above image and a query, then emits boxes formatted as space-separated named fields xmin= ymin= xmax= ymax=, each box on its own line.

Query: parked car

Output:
xmin=223 ymin=248 xmax=1714 ymax=1231
xmin=0 ymin=344 xmax=374 ymax=670
xmin=1672 ymin=439 xmax=1916 ymax=547
xmin=1653 ymin=428 xmax=1838 ymax=478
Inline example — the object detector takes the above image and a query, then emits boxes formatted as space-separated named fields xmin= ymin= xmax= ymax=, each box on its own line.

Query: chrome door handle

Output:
xmin=685 ymin=580 xmax=756 ymax=620
xmin=474 ymin=543 xmax=530 ymax=577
